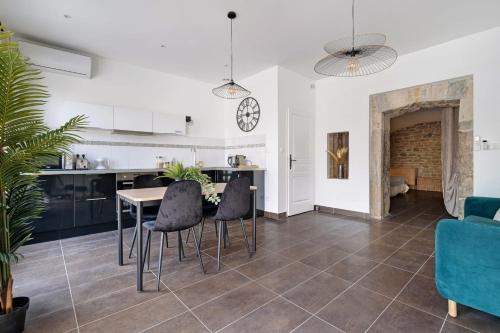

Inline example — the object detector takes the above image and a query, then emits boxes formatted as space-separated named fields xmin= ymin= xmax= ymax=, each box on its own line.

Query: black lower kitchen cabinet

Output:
xmin=30 ymin=173 xmax=125 ymax=244
xmin=75 ymin=198 xmax=116 ymax=227
xmin=33 ymin=175 xmax=74 ymax=234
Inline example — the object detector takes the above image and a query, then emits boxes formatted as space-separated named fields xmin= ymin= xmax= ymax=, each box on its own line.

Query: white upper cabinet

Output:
xmin=152 ymin=112 xmax=186 ymax=135
xmin=113 ymin=107 xmax=153 ymax=133
xmin=52 ymin=102 xmax=186 ymax=135
xmin=60 ymin=101 xmax=114 ymax=129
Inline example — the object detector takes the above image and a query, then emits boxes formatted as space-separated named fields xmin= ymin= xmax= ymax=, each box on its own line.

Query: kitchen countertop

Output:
xmin=33 ymin=166 xmax=266 ymax=176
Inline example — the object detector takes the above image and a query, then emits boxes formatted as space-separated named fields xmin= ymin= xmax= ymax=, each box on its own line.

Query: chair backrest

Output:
xmin=154 ymin=180 xmax=203 ymax=232
xmin=214 ymin=177 xmax=251 ymax=221
xmin=133 ymin=174 xmax=163 ymax=189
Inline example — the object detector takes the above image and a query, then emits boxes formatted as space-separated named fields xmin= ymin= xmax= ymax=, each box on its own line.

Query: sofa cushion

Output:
xmin=494 ymin=208 xmax=500 ymax=222
xmin=463 ymin=215 xmax=499 ymax=225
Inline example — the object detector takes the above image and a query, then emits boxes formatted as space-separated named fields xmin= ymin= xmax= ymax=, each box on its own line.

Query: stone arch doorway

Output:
xmin=369 ymin=76 xmax=473 ymax=219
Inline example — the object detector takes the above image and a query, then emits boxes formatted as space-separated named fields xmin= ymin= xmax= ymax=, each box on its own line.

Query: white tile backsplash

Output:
xmin=69 ymin=130 xmax=266 ymax=170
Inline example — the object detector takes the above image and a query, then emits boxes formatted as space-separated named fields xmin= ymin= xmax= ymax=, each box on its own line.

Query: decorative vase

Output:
xmin=0 ymin=297 xmax=30 ymax=333
xmin=338 ymin=164 xmax=344 ymax=179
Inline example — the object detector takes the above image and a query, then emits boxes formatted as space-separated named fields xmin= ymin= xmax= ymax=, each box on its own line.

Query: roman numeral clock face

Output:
xmin=236 ymin=97 xmax=260 ymax=132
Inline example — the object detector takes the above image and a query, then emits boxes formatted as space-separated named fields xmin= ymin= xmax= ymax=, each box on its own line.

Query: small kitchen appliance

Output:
xmin=75 ymin=154 xmax=89 ymax=170
xmin=227 ymin=155 xmax=246 ymax=167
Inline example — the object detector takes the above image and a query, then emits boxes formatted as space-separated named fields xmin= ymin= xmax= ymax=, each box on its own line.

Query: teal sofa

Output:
xmin=435 ymin=196 xmax=500 ymax=318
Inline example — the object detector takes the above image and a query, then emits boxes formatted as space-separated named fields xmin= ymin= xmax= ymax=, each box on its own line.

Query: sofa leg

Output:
xmin=448 ymin=300 xmax=457 ymax=318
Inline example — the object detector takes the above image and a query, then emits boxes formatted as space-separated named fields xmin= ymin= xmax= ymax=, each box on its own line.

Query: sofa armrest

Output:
xmin=464 ymin=196 xmax=500 ymax=219
xmin=435 ymin=218 xmax=500 ymax=316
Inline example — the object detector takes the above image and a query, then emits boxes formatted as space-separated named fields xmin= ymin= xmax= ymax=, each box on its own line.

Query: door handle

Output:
xmin=86 ymin=197 xmax=107 ymax=201
xmin=289 ymin=155 xmax=297 ymax=170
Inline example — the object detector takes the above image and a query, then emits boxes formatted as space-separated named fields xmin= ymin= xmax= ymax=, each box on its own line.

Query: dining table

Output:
xmin=116 ymin=183 xmax=258 ymax=291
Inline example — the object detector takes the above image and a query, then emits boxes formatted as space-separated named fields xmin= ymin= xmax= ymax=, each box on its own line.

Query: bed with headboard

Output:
xmin=390 ymin=167 xmax=416 ymax=197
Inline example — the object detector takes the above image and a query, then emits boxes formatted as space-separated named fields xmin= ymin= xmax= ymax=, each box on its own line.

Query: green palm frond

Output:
xmin=0 ymin=22 xmax=86 ymax=313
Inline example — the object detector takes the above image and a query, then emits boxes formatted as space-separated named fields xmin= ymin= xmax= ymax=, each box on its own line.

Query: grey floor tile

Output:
xmin=175 ymin=269 xmax=250 ymax=308
xmin=396 ymin=275 xmax=447 ymax=318
xmin=219 ymin=297 xmax=310 ymax=333
xmin=446 ymin=304 xmax=500 ymax=333
xmin=357 ymin=264 xmax=413 ymax=298
xmin=192 ymin=282 xmax=275 ymax=331
xmin=236 ymin=253 xmax=292 ymax=279
xmin=326 ymin=254 xmax=378 ymax=282
xmin=78 ymin=293 xmax=186 ymax=333
xmin=74 ymin=278 xmax=170 ymax=325
xmin=25 ymin=307 xmax=77 ymax=333
xmin=283 ymin=272 xmax=351 ymax=313
xmin=317 ymin=285 xmax=391 ymax=333
xmin=368 ymin=301 xmax=443 ymax=333
xmin=277 ymin=240 xmax=328 ymax=261
xmin=293 ymin=317 xmax=343 ymax=333
xmin=356 ymin=243 xmax=399 ymax=262
xmin=257 ymin=262 xmax=320 ymax=294
xmin=299 ymin=246 xmax=350 ymax=270
xmin=143 ymin=312 xmax=209 ymax=333
xmin=384 ymin=249 xmax=429 ymax=273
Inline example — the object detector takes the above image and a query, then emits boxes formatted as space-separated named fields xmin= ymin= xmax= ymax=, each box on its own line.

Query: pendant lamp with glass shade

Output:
xmin=213 ymin=11 xmax=250 ymax=99
xmin=314 ymin=0 xmax=397 ymax=77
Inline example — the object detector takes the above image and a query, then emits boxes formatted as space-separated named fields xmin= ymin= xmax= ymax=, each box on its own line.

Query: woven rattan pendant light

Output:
xmin=314 ymin=0 xmax=397 ymax=77
xmin=213 ymin=11 xmax=250 ymax=99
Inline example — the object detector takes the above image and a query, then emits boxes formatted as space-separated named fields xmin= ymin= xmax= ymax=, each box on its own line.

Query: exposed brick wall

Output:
xmin=390 ymin=121 xmax=442 ymax=192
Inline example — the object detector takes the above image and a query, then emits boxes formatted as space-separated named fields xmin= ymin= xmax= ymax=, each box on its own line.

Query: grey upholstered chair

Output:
xmin=142 ymin=180 xmax=205 ymax=291
xmin=205 ymin=177 xmax=251 ymax=270
xmin=128 ymin=174 xmax=164 ymax=258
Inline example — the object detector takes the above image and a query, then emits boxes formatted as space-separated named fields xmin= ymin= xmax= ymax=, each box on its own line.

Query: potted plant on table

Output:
xmin=160 ymin=162 xmax=220 ymax=205
xmin=0 ymin=22 xmax=86 ymax=332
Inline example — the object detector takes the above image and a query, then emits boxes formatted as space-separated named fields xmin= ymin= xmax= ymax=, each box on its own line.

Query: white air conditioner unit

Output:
xmin=17 ymin=40 xmax=92 ymax=78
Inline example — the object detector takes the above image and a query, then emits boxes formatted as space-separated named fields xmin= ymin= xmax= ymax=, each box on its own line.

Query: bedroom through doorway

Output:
xmin=388 ymin=108 xmax=449 ymax=219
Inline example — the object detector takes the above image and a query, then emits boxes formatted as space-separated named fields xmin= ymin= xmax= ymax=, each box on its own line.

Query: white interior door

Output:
xmin=288 ymin=110 xmax=314 ymax=216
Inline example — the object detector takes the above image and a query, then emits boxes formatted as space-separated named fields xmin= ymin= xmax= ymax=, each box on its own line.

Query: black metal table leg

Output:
xmin=136 ymin=201 xmax=143 ymax=291
xmin=252 ymin=189 xmax=257 ymax=254
xmin=117 ymin=196 xmax=123 ymax=266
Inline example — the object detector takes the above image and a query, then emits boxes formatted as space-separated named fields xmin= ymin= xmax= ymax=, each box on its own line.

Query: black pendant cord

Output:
xmin=230 ymin=17 xmax=234 ymax=82
xmin=351 ymin=0 xmax=355 ymax=54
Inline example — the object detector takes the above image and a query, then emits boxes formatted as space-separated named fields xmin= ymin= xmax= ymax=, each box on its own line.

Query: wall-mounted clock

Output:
xmin=236 ymin=97 xmax=260 ymax=132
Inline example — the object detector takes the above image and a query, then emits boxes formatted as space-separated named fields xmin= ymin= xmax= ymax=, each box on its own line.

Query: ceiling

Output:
xmin=2 ymin=0 xmax=500 ymax=83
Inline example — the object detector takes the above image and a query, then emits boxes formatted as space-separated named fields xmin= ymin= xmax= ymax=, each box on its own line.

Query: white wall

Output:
xmin=223 ymin=67 xmax=279 ymax=213
xmin=42 ymin=57 xmax=227 ymax=169
xmin=222 ymin=66 xmax=314 ymax=214
xmin=315 ymin=27 xmax=500 ymax=214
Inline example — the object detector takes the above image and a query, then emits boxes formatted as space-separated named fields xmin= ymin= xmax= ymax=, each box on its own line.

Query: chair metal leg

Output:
xmin=128 ymin=226 xmax=137 ymax=259
xmin=157 ymin=232 xmax=165 ymax=292
xmin=185 ymin=228 xmax=191 ymax=244
xmin=142 ymin=230 xmax=151 ymax=273
xmin=224 ymin=221 xmax=231 ymax=247
xmin=239 ymin=218 xmax=251 ymax=257
xmin=217 ymin=220 xmax=223 ymax=271
xmin=147 ymin=232 xmax=151 ymax=270
xmin=214 ymin=220 xmax=218 ymax=238
xmin=177 ymin=230 xmax=183 ymax=262
xmin=224 ymin=222 xmax=227 ymax=248
xmin=198 ymin=218 xmax=205 ymax=252
xmin=165 ymin=232 xmax=169 ymax=248
xmin=191 ymin=227 xmax=205 ymax=274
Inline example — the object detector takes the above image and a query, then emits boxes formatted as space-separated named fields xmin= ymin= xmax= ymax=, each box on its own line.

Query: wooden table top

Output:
xmin=117 ymin=183 xmax=257 ymax=202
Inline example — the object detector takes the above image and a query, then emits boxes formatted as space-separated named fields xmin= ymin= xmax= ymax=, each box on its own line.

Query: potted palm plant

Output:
xmin=0 ymin=22 xmax=86 ymax=332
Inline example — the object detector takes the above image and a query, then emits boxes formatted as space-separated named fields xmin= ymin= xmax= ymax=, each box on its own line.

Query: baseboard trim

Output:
xmin=315 ymin=205 xmax=370 ymax=220
xmin=264 ymin=211 xmax=288 ymax=221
